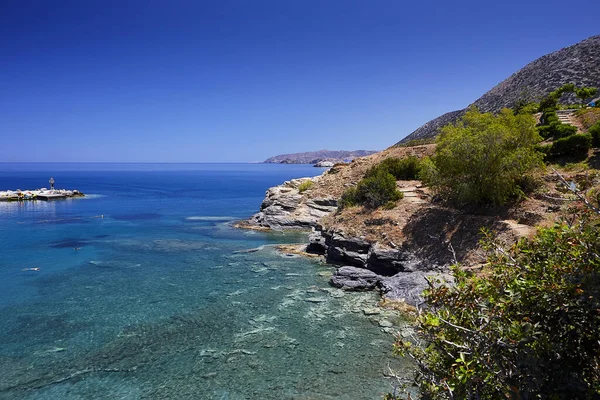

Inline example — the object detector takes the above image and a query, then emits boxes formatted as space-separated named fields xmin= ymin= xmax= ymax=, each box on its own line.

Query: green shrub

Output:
xmin=367 ymin=156 xmax=421 ymax=181
xmin=339 ymin=169 xmax=403 ymax=209
xmin=355 ymin=169 xmax=403 ymax=208
xmin=339 ymin=187 xmax=358 ymax=209
xmin=423 ymin=108 xmax=543 ymax=205
xmin=382 ymin=200 xmax=399 ymax=210
xmin=576 ymin=86 xmax=598 ymax=104
xmin=552 ymin=122 xmax=578 ymax=139
xmin=543 ymin=111 xmax=559 ymax=125
xmin=395 ymin=138 xmax=436 ymax=147
xmin=590 ymin=122 xmax=600 ymax=147
xmin=394 ymin=218 xmax=600 ymax=399
xmin=534 ymin=143 xmax=552 ymax=160
xmin=536 ymin=125 xmax=553 ymax=139
xmin=549 ymin=133 xmax=592 ymax=159
xmin=297 ymin=180 xmax=314 ymax=193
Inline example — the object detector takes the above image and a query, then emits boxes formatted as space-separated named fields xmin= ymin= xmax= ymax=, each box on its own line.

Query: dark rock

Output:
xmin=326 ymin=233 xmax=370 ymax=267
xmin=330 ymin=266 xmax=382 ymax=291
xmin=367 ymin=245 xmax=419 ymax=276
xmin=306 ymin=231 xmax=328 ymax=254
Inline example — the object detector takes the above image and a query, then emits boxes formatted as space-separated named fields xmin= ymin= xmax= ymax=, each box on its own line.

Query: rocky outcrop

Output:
xmin=244 ymin=178 xmax=338 ymax=230
xmin=328 ymin=263 xmax=450 ymax=306
xmin=308 ymin=227 xmax=450 ymax=306
xmin=367 ymin=244 xmax=421 ymax=276
xmin=397 ymin=35 xmax=600 ymax=144
xmin=326 ymin=233 xmax=371 ymax=267
xmin=330 ymin=266 xmax=381 ymax=291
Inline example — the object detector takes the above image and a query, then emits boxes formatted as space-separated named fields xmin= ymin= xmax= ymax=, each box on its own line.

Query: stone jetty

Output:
xmin=0 ymin=188 xmax=84 ymax=202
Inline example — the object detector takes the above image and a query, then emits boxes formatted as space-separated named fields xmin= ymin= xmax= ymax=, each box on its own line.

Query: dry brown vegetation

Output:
xmin=300 ymin=143 xmax=600 ymax=270
xmin=576 ymin=108 xmax=600 ymax=130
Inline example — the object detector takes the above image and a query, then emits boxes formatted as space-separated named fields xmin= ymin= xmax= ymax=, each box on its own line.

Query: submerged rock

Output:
xmin=380 ymin=271 xmax=452 ymax=307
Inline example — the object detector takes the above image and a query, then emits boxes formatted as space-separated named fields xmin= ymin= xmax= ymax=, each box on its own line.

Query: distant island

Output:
xmin=263 ymin=149 xmax=378 ymax=165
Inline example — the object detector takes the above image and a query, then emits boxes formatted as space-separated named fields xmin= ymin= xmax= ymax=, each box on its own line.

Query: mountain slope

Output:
xmin=396 ymin=35 xmax=600 ymax=144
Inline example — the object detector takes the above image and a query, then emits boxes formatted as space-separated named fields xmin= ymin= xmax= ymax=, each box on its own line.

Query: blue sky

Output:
xmin=1 ymin=1 xmax=599 ymax=162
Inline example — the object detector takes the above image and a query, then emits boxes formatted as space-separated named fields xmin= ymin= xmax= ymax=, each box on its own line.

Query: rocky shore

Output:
xmin=236 ymin=165 xmax=451 ymax=307
xmin=235 ymin=177 xmax=338 ymax=231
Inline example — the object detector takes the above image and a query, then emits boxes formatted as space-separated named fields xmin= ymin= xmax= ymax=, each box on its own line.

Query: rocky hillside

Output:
xmin=397 ymin=34 xmax=600 ymax=144
xmin=263 ymin=149 xmax=377 ymax=164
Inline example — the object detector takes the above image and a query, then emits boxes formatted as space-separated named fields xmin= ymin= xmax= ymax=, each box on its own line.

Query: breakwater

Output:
xmin=0 ymin=188 xmax=84 ymax=201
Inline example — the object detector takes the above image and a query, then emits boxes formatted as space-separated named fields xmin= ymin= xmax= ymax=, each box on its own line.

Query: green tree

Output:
xmin=394 ymin=212 xmax=600 ymax=399
xmin=576 ymin=87 xmax=599 ymax=105
xmin=421 ymin=108 xmax=543 ymax=205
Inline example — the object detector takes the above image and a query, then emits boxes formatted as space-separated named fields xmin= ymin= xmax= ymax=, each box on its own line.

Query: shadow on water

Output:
xmin=49 ymin=239 xmax=90 ymax=249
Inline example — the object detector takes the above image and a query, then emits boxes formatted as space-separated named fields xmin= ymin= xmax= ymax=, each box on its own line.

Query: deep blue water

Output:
xmin=0 ymin=163 xmax=406 ymax=399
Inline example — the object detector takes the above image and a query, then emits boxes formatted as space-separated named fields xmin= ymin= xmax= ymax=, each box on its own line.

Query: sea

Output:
xmin=0 ymin=163 xmax=409 ymax=400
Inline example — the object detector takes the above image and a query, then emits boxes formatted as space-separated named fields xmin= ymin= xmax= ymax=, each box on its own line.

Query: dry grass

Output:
xmin=575 ymin=108 xmax=600 ymax=130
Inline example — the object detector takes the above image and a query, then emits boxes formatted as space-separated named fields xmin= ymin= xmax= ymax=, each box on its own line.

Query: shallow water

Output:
xmin=0 ymin=163 xmax=409 ymax=399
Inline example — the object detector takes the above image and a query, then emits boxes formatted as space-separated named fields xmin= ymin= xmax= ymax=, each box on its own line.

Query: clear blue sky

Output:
xmin=1 ymin=1 xmax=599 ymax=162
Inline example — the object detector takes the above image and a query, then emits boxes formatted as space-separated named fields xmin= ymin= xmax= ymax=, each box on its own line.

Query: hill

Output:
xmin=263 ymin=149 xmax=378 ymax=164
xmin=397 ymin=34 xmax=600 ymax=144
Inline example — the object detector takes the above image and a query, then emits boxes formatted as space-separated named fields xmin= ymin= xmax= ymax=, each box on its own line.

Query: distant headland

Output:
xmin=263 ymin=149 xmax=378 ymax=165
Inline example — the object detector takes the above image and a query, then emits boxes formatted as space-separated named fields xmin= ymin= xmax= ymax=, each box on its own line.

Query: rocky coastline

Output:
xmin=236 ymin=171 xmax=451 ymax=307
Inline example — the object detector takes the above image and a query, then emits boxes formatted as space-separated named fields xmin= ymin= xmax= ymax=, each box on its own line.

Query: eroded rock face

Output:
xmin=247 ymin=178 xmax=338 ymax=230
xmin=306 ymin=230 xmax=328 ymax=254
xmin=330 ymin=266 xmax=382 ymax=291
xmin=326 ymin=233 xmax=370 ymax=267
xmin=367 ymin=244 xmax=419 ymax=276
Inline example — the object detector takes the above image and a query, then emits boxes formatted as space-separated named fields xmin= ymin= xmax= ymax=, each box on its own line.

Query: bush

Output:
xmin=549 ymin=133 xmax=592 ymax=159
xmin=543 ymin=111 xmax=559 ymax=125
xmin=355 ymin=169 xmax=403 ymax=208
xmin=536 ymin=124 xmax=553 ymax=139
xmin=422 ymin=108 xmax=543 ymax=205
xmin=297 ymin=180 xmax=314 ymax=193
xmin=339 ymin=187 xmax=358 ymax=209
xmin=590 ymin=122 xmax=600 ymax=147
xmin=537 ymin=122 xmax=577 ymax=140
xmin=367 ymin=156 xmax=421 ymax=181
xmin=394 ymin=217 xmax=600 ymax=399
xmin=552 ymin=122 xmax=578 ymax=139
xmin=339 ymin=169 xmax=403 ymax=209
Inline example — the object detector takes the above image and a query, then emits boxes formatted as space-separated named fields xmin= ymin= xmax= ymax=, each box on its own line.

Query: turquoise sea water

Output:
xmin=0 ymin=163 xmax=407 ymax=399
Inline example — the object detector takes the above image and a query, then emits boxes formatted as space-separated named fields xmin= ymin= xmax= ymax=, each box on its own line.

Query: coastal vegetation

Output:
xmin=298 ymin=180 xmax=314 ymax=193
xmin=392 ymin=205 xmax=600 ymax=399
xmin=370 ymin=156 xmax=422 ymax=181
xmin=419 ymin=108 xmax=543 ymax=205
xmin=339 ymin=168 xmax=403 ymax=209
xmin=384 ymin=85 xmax=600 ymax=399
